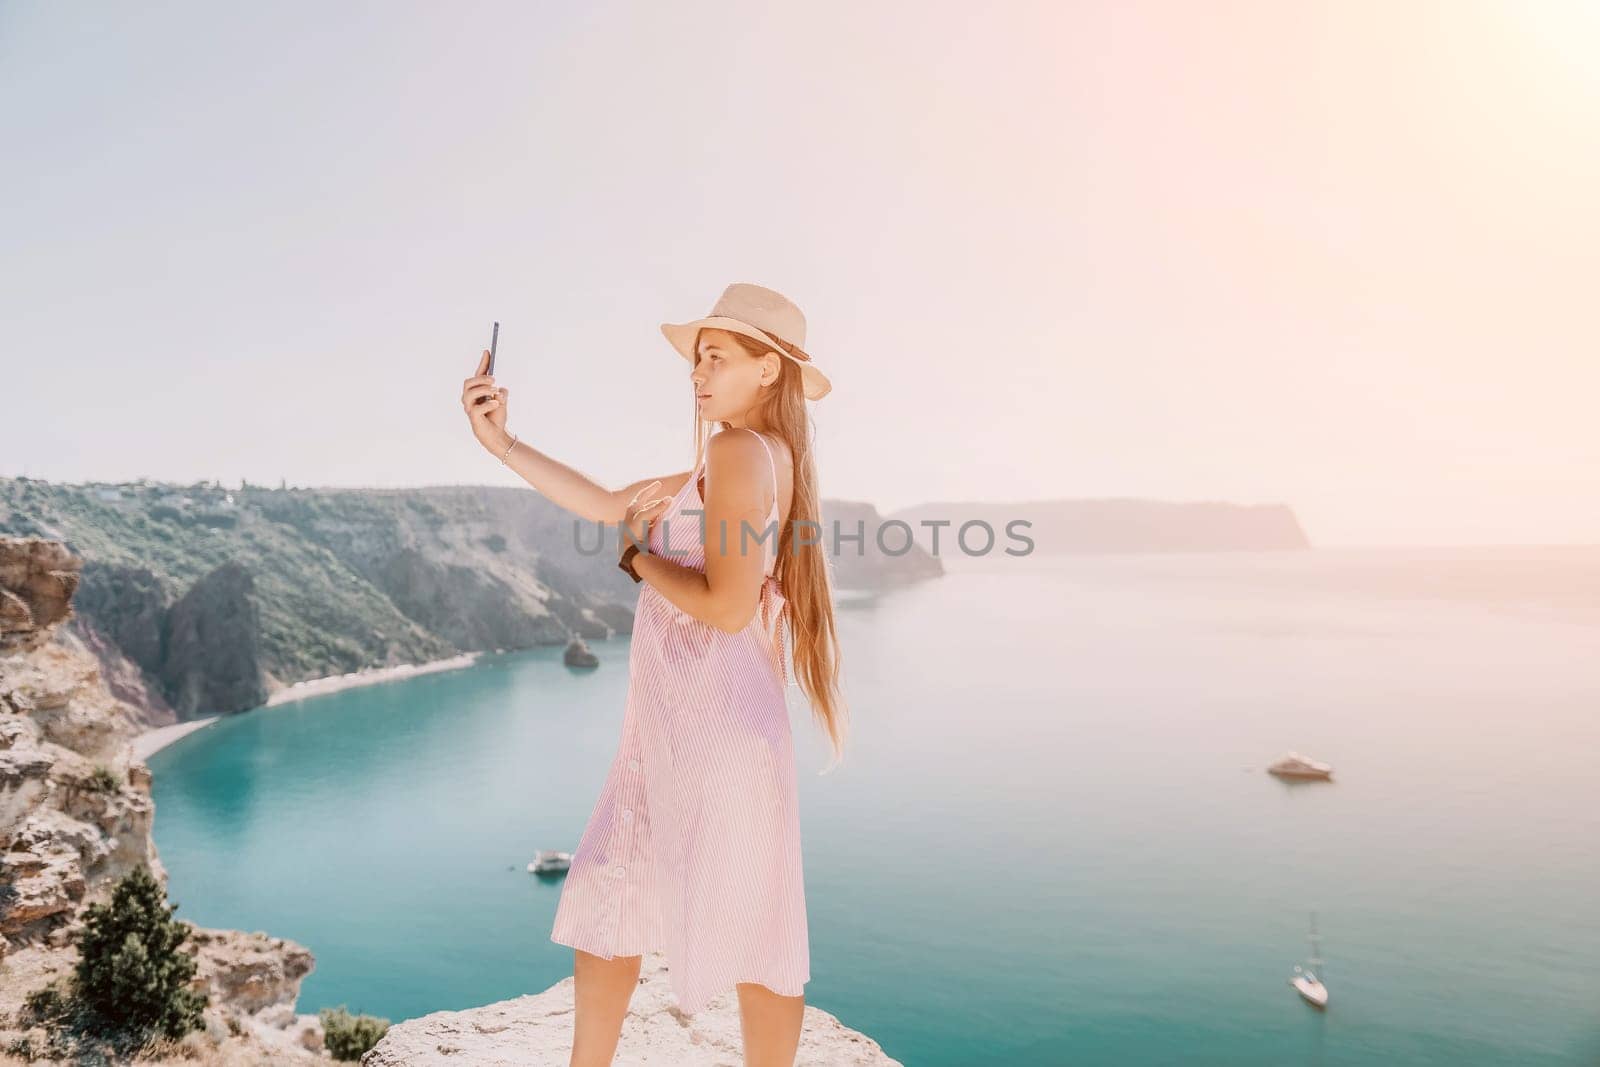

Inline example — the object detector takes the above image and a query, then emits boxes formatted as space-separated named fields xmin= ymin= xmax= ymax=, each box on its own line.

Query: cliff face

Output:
xmin=0 ymin=536 xmax=327 ymax=1063
xmin=821 ymin=500 xmax=945 ymax=591
xmin=159 ymin=561 xmax=269 ymax=717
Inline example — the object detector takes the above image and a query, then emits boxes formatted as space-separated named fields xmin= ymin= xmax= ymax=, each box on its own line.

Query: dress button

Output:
xmin=613 ymin=865 xmax=626 ymax=877
xmin=628 ymin=759 xmax=640 ymax=772
xmin=622 ymin=808 xmax=633 ymax=821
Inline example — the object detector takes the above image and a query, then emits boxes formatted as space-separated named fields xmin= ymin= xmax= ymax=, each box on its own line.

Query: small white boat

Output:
xmin=528 ymin=850 xmax=573 ymax=874
xmin=1291 ymin=966 xmax=1328 ymax=1008
xmin=1289 ymin=912 xmax=1329 ymax=1009
xmin=1268 ymin=751 xmax=1333 ymax=780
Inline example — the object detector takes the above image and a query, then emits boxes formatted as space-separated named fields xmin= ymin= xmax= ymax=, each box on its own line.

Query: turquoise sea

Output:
xmin=146 ymin=547 xmax=1600 ymax=1066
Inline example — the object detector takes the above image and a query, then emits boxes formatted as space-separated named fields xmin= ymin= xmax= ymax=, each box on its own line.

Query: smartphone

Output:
xmin=488 ymin=321 xmax=499 ymax=376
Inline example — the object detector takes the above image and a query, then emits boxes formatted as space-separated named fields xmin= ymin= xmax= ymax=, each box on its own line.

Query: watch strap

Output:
xmin=618 ymin=542 xmax=644 ymax=582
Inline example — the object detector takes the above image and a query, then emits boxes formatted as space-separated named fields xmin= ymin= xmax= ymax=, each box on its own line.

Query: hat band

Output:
xmin=757 ymin=328 xmax=810 ymax=362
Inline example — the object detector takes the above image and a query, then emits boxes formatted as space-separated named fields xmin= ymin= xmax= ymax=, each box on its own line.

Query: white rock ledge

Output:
xmin=361 ymin=951 xmax=902 ymax=1066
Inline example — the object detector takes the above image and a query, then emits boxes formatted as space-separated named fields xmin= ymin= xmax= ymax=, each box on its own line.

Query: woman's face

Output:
xmin=690 ymin=328 xmax=775 ymax=422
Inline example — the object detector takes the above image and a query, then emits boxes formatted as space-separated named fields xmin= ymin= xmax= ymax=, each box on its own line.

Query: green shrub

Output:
xmin=83 ymin=765 xmax=121 ymax=794
xmin=4 ymin=1033 xmax=43 ymax=1060
xmin=319 ymin=1004 xmax=390 ymax=1061
xmin=14 ymin=975 xmax=112 ymax=1060
xmin=21 ymin=980 xmax=74 ymax=1028
xmin=71 ymin=864 xmax=208 ymax=1047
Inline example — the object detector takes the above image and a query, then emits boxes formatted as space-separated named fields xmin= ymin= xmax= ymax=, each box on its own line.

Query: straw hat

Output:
xmin=660 ymin=282 xmax=831 ymax=400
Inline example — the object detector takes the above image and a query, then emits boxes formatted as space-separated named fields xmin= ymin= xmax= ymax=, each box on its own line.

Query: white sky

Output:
xmin=2 ymin=0 xmax=1596 ymax=546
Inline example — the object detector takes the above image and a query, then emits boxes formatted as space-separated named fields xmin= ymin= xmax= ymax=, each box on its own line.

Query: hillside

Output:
xmin=0 ymin=478 xmax=939 ymax=726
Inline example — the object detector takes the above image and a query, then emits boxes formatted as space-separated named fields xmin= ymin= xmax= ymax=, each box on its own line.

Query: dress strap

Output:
xmin=741 ymin=428 xmax=780 ymax=521
xmin=742 ymin=429 xmax=784 ymax=578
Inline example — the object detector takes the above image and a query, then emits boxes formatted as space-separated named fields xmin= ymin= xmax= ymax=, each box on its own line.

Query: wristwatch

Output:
xmin=618 ymin=542 xmax=644 ymax=582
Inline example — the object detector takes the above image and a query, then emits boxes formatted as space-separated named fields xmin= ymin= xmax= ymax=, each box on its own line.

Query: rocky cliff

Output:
xmin=0 ymin=536 xmax=327 ymax=1062
xmin=362 ymin=951 xmax=901 ymax=1067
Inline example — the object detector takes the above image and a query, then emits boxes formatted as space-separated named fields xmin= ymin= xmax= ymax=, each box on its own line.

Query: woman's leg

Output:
xmin=736 ymin=982 xmax=804 ymax=1067
xmin=569 ymin=949 xmax=642 ymax=1067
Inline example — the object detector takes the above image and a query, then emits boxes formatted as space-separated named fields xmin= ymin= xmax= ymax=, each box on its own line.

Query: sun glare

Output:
xmin=1502 ymin=0 xmax=1600 ymax=98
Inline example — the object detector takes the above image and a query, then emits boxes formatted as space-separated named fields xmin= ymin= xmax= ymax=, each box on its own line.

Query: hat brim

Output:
xmin=660 ymin=317 xmax=832 ymax=400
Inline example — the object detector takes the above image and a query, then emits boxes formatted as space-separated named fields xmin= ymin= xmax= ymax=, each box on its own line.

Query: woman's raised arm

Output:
xmin=462 ymin=347 xmax=691 ymax=523
xmin=493 ymin=431 xmax=690 ymax=524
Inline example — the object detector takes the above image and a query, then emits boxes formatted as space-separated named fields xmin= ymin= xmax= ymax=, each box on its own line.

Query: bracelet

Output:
xmin=499 ymin=432 xmax=519 ymax=464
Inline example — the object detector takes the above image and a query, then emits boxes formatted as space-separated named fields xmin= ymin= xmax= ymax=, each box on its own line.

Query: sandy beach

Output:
xmin=130 ymin=716 xmax=223 ymax=762
xmin=131 ymin=652 xmax=483 ymax=762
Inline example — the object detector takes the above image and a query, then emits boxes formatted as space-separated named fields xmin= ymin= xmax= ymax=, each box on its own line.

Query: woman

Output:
xmin=460 ymin=282 xmax=847 ymax=1067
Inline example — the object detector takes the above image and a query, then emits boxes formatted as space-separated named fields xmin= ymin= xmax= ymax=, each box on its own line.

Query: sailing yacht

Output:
xmin=1289 ymin=911 xmax=1329 ymax=1009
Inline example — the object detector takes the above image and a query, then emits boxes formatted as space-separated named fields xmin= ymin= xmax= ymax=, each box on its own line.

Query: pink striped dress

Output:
xmin=550 ymin=428 xmax=809 ymax=1014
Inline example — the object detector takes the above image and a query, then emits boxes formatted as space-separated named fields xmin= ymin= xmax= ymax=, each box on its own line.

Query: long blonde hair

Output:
xmin=690 ymin=327 xmax=849 ymax=771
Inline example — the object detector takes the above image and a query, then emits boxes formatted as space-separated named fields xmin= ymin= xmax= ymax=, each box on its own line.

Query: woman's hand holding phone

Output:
xmin=461 ymin=348 xmax=511 ymax=451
